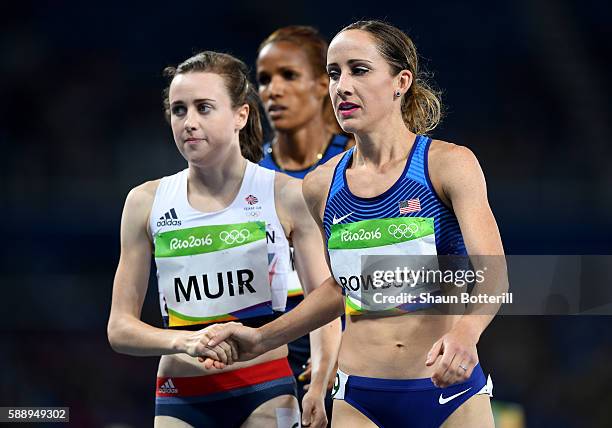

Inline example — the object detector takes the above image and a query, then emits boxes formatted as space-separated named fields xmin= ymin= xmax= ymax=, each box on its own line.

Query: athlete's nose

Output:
xmin=184 ymin=106 xmax=199 ymax=131
xmin=335 ymin=72 xmax=353 ymax=97
xmin=268 ymin=75 xmax=285 ymax=98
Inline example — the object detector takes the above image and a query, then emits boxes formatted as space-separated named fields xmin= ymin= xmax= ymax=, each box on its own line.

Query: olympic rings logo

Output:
xmin=219 ymin=229 xmax=251 ymax=244
xmin=387 ymin=223 xmax=419 ymax=239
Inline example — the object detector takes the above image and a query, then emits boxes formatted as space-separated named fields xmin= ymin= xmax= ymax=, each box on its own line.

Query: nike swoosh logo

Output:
xmin=438 ymin=387 xmax=472 ymax=404
xmin=332 ymin=212 xmax=353 ymax=224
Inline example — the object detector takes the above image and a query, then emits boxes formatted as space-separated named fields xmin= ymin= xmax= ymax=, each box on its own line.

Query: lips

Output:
xmin=267 ymin=104 xmax=287 ymax=119
xmin=184 ymin=137 xmax=204 ymax=145
xmin=338 ymin=101 xmax=360 ymax=117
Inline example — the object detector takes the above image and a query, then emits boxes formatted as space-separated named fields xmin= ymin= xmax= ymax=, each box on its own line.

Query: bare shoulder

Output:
xmin=428 ymin=139 xmax=480 ymax=173
xmin=428 ymin=139 xmax=486 ymax=202
xmin=125 ymin=179 xmax=161 ymax=209
xmin=274 ymin=172 xmax=301 ymax=204
xmin=121 ymin=179 xmax=162 ymax=237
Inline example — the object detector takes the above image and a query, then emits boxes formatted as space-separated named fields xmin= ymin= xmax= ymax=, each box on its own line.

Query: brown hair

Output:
xmin=258 ymin=26 xmax=339 ymax=132
xmin=339 ymin=20 xmax=443 ymax=134
xmin=163 ymin=51 xmax=263 ymax=162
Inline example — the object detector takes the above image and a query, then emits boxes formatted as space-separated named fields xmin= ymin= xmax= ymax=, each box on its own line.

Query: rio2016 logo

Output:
xmin=340 ymin=227 xmax=381 ymax=242
xmin=219 ymin=229 xmax=251 ymax=244
xmin=170 ymin=234 xmax=212 ymax=250
xmin=387 ymin=223 xmax=419 ymax=239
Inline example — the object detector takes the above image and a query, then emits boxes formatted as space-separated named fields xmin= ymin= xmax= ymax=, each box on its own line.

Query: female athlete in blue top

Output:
xmin=205 ymin=20 xmax=506 ymax=428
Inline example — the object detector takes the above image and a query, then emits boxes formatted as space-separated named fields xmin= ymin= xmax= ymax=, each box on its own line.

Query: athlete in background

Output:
xmin=256 ymin=25 xmax=346 ymax=424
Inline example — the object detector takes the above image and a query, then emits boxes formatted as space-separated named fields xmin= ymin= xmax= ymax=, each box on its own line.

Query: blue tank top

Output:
xmin=323 ymin=135 xmax=466 ymax=255
xmin=260 ymin=134 xmax=350 ymax=179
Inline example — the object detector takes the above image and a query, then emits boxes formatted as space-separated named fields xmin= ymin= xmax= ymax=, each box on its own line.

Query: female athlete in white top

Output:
xmin=107 ymin=51 xmax=336 ymax=428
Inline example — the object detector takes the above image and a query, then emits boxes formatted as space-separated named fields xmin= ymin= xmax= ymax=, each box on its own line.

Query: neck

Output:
xmin=274 ymin=115 xmax=332 ymax=169
xmin=188 ymin=145 xmax=246 ymax=197
xmin=353 ymin=115 xmax=415 ymax=167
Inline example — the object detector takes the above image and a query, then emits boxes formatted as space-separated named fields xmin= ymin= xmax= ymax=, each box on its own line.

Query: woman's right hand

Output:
xmin=180 ymin=325 xmax=240 ymax=369
xmin=198 ymin=322 xmax=266 ymax=367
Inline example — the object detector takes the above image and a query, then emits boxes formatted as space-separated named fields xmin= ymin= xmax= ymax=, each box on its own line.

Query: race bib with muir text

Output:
xmin=154 ymin=221 xmax=273 ymax=327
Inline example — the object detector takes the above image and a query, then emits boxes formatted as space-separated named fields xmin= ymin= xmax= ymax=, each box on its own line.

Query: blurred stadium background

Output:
xmin=1 ymin=1 xmax=611 ymax=426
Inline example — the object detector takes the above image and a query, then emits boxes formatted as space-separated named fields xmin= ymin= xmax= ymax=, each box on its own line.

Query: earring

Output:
xmin=395 ymin=90 xmax=401 ymax=98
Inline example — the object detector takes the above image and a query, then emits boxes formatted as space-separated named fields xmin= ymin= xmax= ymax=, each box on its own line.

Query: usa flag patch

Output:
xmin=399 ymin=198 xmax=421 ymax=214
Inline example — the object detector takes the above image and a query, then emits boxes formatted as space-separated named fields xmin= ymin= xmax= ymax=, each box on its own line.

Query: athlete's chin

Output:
xmin=338 ymin=119 xmax=362 ymax=134
xmin=182 ymin=149 xmax=217 ymax=167
xmin=269 ymin=117 xmax=302 ymax=132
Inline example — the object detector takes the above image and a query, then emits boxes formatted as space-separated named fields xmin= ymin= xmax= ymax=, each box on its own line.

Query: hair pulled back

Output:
xmin=339 ymin=20 xmax=442 ymax=134
xmin=163 ymin=51 xmax=263 ymax=162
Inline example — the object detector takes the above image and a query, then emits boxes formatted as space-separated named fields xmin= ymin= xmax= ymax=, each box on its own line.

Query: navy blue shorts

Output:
xmin=155 ymin=358 xmax=299 ymax=427
xmin=331 ymin=364 xmax=493 ymax=428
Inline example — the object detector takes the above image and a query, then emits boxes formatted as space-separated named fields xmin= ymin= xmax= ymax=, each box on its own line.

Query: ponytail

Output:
xmin=402 ymin=77 xmax=442 ymax=135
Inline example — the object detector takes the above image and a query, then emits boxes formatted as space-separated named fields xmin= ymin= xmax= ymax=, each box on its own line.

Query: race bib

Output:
xmin=328 ymin=217 xmax=439 ymax=315
xmin=155 ymin=221 xmax=273 ymax=327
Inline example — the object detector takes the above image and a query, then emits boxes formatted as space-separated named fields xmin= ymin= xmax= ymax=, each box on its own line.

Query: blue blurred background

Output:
xmin=1 ymin=0 xmax=611 ymax=426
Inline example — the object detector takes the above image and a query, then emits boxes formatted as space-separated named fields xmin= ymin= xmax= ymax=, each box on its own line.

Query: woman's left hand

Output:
xmin=301 ymin=386 xmax=328 ymax=428
xmin=425 ymin=326 xmax=479 ymax=388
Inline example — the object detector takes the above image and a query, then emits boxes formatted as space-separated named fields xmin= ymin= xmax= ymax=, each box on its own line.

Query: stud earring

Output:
xmin=395 ymin=90 xmax=401 ymax=98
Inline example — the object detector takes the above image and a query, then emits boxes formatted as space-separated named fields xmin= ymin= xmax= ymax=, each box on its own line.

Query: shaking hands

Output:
xmin=189 ymin=322 xmax=266 ymax=368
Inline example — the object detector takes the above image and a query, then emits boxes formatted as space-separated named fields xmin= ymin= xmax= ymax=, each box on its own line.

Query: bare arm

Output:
xmin=278 ymin=177 xmax=341 ymax=398
xmin=438 ymin=145 xmax=507 ymax=339
xmin=426 ymin=143 xmax=508 ymax=386
xmin=107 ymin=183 xmax=229 ymax=363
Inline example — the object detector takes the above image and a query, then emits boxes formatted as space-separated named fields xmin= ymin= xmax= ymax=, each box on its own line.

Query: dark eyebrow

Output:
xmin=193 ymin=98 xmax=216 ymax=104
xmin=170 ymin=98 xmax=216 ymax=107
xmin=347 ymin=59 xmax=373 ymax=65
xmin=327 ymin=59 xmax=374 ymax=68
xmin=278 ymin=66 xmax=299 ymax=72
xmin=257 ymin=65 xmax=299 ymax=75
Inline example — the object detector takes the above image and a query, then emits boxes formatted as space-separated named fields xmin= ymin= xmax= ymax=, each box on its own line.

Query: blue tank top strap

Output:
xmin=259 ymin=134 xmax=349 ymax=179
xmin=405 ymin=135 xmax=431 ymax=187
xmin=259 ymin=142 xmax=276 ymax=171
xmin=319 ymin=134 xmax=349 ymax=164
xmin=327 ymin=147 xmax=354 ymax=202
xmin=330 ymin=134 xmax=349 ymax=149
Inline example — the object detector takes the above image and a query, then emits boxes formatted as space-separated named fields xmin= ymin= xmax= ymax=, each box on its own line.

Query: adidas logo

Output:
xmin=158 ymin=378 xmax=178 ymax=394
xmin=157 ymin=208 xmax=181 ymax=227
